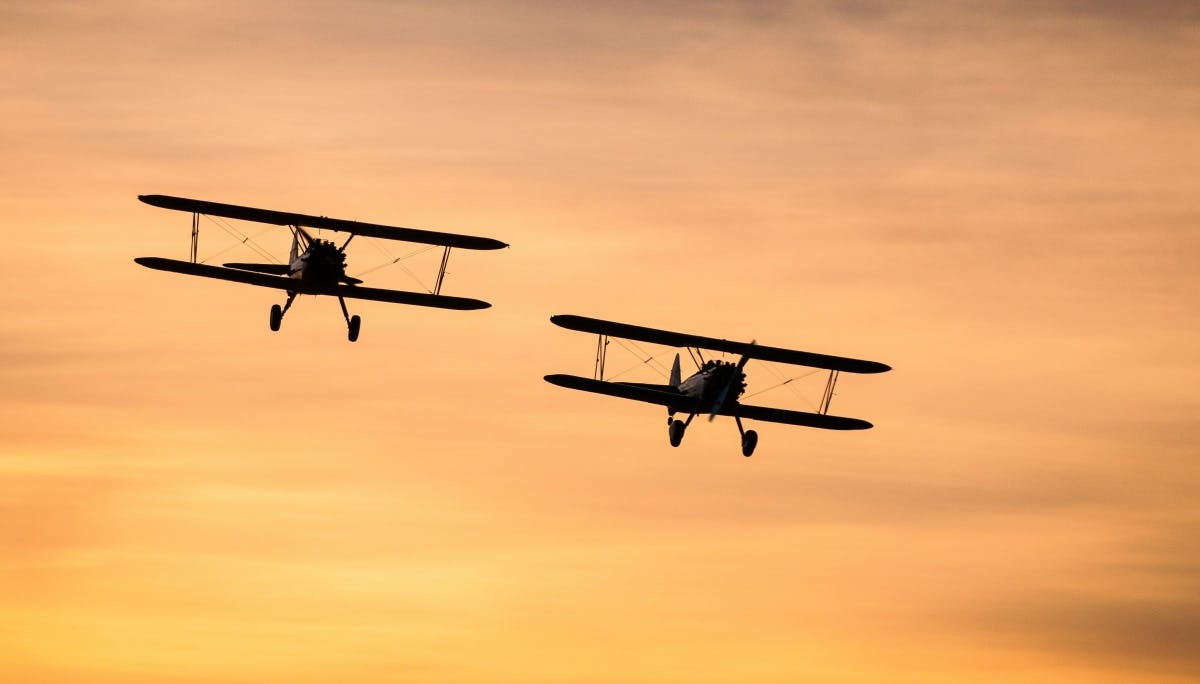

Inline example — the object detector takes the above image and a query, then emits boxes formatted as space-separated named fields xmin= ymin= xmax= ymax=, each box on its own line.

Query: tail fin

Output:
xmin=289 ymin=230 xmax=300 ymax=264
xmin=669 ymin=353 xmax=682 ymax=389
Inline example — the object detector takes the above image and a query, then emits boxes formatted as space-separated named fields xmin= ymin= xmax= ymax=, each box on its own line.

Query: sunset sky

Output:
xmin=2 ymin=1 xmax=1198 ymax=682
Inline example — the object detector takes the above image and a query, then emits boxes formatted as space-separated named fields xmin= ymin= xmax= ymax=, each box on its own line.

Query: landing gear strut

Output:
xmin=269 ymin=292 xmax=297 ymax=332
xmin=338 ymin=296 xmax=361 ymax=342
xmin=735 ymin=414 xmax=758 ymax=457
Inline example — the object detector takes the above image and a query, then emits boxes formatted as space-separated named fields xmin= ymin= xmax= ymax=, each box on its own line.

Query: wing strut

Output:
xmin=190 ymin=212 xmax=199 ymax=263
xmin=433 ymin=247 xmax=452 ymax=295
xmin=594 ymin=334 xmax=609 ymax=380
xmin=819 ymin=370 xmax=840 ymax=415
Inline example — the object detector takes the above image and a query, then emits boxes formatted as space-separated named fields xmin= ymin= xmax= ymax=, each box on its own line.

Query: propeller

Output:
xmin=335 ymin=234 xmax=356 ymax=283
xmin=708 ymin=342 xmax=754 ymax=422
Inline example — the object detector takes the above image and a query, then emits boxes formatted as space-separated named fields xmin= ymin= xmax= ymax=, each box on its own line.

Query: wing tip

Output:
xmin=426 ymin=294 xmax=491 ymax=310
xmin=404 ymin=294 xmax=492 ymax=310
xmin=550 ymin=313 xmax=596 ymax=329
xmin=134 ymin=256 xmax=169 ymax=268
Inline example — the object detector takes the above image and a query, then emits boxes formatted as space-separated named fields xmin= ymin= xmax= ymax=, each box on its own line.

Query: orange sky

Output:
xmin=2 ymin=1 xmax=1198 ymax=682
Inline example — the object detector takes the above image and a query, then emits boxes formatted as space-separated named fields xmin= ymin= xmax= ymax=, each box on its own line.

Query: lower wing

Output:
xmin=545 ymin=374 xmax=872 ymax=430
xmin=722 ymin=403 xmax=873 ymax=430
xmin=544 ymin=374 xmax=698 ymax=412
xmin=134 ymin=257 xmax=489 ymax=310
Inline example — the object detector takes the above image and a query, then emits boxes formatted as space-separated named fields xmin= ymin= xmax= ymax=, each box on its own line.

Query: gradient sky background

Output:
xmin=2 ymin=1 xmax=1198 ymax=682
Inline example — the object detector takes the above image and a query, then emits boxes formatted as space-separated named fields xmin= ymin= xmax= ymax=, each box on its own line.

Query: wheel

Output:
xmin=347 ymin=314 xmax=361 ymax=342
xmin=269 ymin=304 xmax=282 ymax=331
xmin=668 ymin=419 xmax=686 ymax=447
xmin=741 ymin=429 xmax=758 ymax=457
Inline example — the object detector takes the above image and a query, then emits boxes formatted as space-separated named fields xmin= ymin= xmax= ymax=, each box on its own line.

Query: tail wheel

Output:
xmin=668 ymin=419 xmax=686 ymax=447
xmin=741 ymin=429 xmax=758 ymax=457
xmin=347 ymin=315 xmax=361 ymax=342
xmin=269 ymin=304 xmax=282 ymax=331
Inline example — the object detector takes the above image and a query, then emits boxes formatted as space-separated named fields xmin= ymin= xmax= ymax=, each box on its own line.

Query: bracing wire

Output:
xmin=758 ymin=361 xmax=803 ymax=394
xmin=623 ymin=339 xmax=675 ymax=376
xmin=200 ymin=225 xmax=279 ymax=264
xmin=743 ymin=364 xmax=824 ymax=412
xmin=191 ymin=213 xmax=439 ymax=294
xmin=356 ymin=241 xmax=438 ymax=291
xmin=604 ymin=338 xmax=674 ymax=380
xmin=199 ymin=215 xmax=278 ymax=263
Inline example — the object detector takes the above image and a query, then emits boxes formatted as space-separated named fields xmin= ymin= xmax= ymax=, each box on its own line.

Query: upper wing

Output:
xmin=551 ymin=314 xmax=891 ymax=374
xmin=720 ymin=403 xmax=873 ymax=430
xmin=544 ymin=374 xmax=699 ymax=413
xmin=134 ymin=257 xmax=490 ymax=310
xmin=139 ymin=194 xmax=508 ymax=250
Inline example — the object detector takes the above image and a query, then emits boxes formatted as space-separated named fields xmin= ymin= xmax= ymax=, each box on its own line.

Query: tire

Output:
xmin=741 ymin=429 xmax=758 ymax=457
xmin=348 ymin=315 xmax=361 ymax=342
xmin=668 ymin=419 xmax=686 ymax=447
xmin=269 ymin=304 xmax=282 ymax=331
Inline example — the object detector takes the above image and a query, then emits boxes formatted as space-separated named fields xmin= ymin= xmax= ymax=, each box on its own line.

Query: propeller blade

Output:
xmin=736 ymin=342 xmax=755 ymax=370
xmin=296 ymin=226 xmax=315 ymax=248
xmin=709 ymin=341 xmax=754 ymax=422
xmin=708 ymin=382 xmax=732 ymax=422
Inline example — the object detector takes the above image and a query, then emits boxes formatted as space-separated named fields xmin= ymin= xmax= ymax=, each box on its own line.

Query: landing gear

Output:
xmin=667 ymin=413 xmax=694 ymax=448
xmin=338 ymin=296 xmax=361 ymax=342
xmin=741 ymin=430 xmax=758 ymax=458
xmin=265 ymin=293 xmax=361 ymax=341
xmin=668 ymin=419 xmax=686 ymax=447
xmin=269 ymin=292 xmax=297 ymax=332
xmin=735 ymin=414 xmax=758 ymax=457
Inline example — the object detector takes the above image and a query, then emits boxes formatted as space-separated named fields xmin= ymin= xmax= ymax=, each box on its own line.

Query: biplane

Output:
xmin=134 ymin=195 xmax=507 ymax=341
xmin=545 ymin=315 xmax=890 ymax=457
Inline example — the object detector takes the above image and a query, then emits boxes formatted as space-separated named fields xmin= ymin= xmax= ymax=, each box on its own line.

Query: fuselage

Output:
xmin=289 ymin=239 xmax=346 ymax=284
xmin=677 ymin=360 xmax=747 ymax=412
xmin=282 ymin=233 xmax=361 ymax=291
